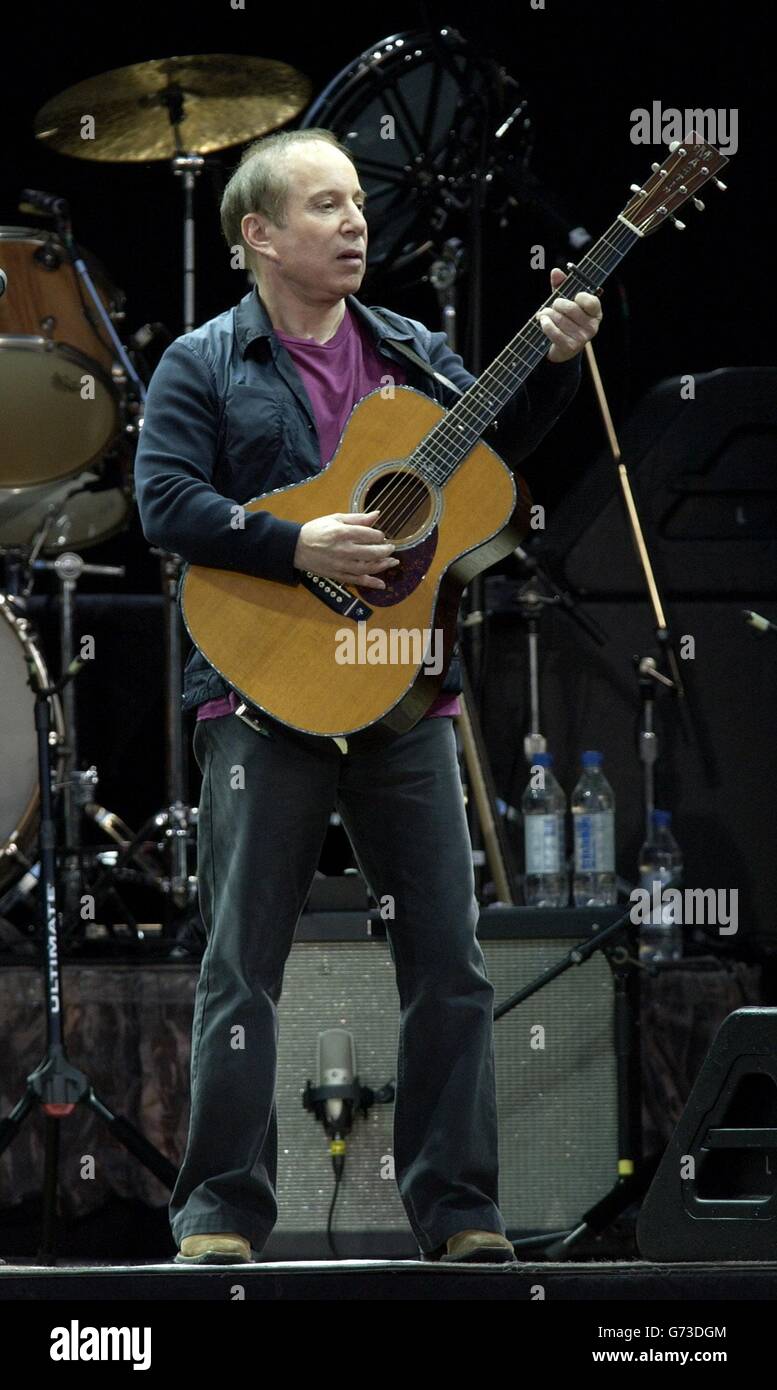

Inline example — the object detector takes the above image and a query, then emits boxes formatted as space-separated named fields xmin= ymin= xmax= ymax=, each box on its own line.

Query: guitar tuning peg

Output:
xmin=713 ymin=177 xmax=727 ymax=190
xmin=651 ymin=162 xmax=661 ymax=172
xmin=629 ymin=183 xmax=645 ymax=195
xmin=693 ymin=198 xmax=705 ymax=211
xmin=669 ymin=215 xmax=686 ymax=230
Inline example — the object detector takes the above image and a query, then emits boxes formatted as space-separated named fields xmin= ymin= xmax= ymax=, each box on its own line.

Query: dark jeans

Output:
xmin=170 ymin=709 xmax=505 ymax=1256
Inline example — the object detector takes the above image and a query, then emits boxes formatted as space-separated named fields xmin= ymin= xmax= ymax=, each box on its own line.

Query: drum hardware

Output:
xmin=0 ymin=594 xmax=65 ymax=895
xmin=18 ymin=190 xmax=146 ymax=404
xmin=24 ymin=552 xmax=131 ymax=938
xmin=0 ymin=565 xmax=192 ymax=946
xmin=1 ymin=552 xmax=170 ymax=945
xmin=0 ymin=641 xmax=177 ymax=1263
xmin=32 ymin=240 xmax=63 ymax=272
xmin=0 ymin=225 xmax=126 ymax=489
xmin=145 ymin=549 xmax=200 ymax=911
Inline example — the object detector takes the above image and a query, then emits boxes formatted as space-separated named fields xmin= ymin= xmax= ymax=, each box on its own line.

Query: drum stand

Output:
xmin=0 ymin=651 xmax=177 ymax=1263
xmin=147 ymin=549 xmax=199 ymax=912
xmin=61 ymin=549 xmax=200 ymax=931
xmin=28 ymin=551 xmax=130 ymax=933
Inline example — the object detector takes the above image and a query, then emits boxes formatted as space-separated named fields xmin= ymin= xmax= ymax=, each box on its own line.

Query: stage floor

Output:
xmin=1 ymin=1256 xmax=776 ymax=1300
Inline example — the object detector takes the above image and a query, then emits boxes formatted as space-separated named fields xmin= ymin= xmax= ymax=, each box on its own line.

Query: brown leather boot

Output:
xmin=440 ymin=1229 xmax=517 ymax=1264
xmin=174 ymin=1233 xmax=252 ymax=1265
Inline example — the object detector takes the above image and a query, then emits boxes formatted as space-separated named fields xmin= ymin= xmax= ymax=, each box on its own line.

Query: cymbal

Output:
xmin=34 ymin=53 xmax=312 ymax=161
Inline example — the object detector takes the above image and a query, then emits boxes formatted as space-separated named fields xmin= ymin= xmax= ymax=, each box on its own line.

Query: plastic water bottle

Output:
xmin=571 ymin=751 xmax=616 ymax=906
xmin=637 ymin=809 xmax=684 ymax=964
xmin=521 ymin=752 xmax=568 ymax=907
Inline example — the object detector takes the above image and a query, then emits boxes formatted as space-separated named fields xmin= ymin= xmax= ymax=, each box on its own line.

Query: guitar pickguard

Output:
xmin=358 ymin=526 xmax=438 ymax=607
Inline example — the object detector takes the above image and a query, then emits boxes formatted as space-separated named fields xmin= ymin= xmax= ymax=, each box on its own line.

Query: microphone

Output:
xmin=0 ymin=268 xmax=6 ymax=299
xmin=318 ymin=1028 xmax=357 ymax=1136
xmin=19 ymin=188 xmax=70 ymax=220
xmin=743 ymin=609 xmax=777 ymax=637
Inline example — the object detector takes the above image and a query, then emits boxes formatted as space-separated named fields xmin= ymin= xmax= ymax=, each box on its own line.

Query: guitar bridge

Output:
xmin=299 ymin=571 xmax=373 ymax=623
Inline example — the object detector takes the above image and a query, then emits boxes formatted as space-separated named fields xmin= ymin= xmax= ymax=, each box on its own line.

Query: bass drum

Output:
xmin=300 ymin=29 xmax=530 ymax=275
xmin=0 ymin=227 xmax=125 ymax=489
xmin=0 ymin=595 xmax=65 ymax=889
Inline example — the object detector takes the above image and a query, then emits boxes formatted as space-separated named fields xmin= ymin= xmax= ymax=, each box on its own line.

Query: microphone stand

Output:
xmin=511 ymin=545 xmax=608 ymax=761
xmin=581 ymin=339 xmax=719 ymax=836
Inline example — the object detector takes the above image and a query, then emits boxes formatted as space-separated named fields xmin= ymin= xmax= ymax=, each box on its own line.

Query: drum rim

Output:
xmin=0 ymin=596 xmax=65 ymax=887
xmin=301 ymin=27 xmax=468 ymax=123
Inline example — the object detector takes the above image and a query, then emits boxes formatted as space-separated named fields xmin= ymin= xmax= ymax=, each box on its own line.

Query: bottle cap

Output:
xmin=581 ymin=750 xmax=602 ymax=767
xmin=652 ymin=809 xmax=672 ymax=828
xmin=532 ymin=752 xmax=553 ymax=767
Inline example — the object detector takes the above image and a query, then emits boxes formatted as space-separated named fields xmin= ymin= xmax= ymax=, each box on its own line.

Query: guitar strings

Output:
xmin=363 ymin=222 xmax=637 ymax=537
xmin=363 ymin=220 xmax=637 ymax=545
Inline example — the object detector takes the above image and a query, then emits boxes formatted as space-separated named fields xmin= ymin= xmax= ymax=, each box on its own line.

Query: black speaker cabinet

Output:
xmin=637 ymin=1007 xmax=777 ymax=1260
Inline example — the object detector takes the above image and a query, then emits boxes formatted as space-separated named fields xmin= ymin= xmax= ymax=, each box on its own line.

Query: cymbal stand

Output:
xmin=158 ymin=85 xmax=204 ymax=332
xmin=148 ymin=549 xmax=198 ymax=910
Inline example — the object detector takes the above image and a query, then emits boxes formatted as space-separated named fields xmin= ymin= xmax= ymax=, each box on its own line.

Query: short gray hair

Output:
xmin=220 ymin=128 xmax=357 ymax=281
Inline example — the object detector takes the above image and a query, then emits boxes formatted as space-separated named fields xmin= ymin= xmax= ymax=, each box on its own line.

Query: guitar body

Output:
xmin=181 ymin=385 xmax=531 ymax=737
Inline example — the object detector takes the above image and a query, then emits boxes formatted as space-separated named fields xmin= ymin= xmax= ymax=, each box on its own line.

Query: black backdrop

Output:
xmin=3 ymin=1 xmax=775 ymax=939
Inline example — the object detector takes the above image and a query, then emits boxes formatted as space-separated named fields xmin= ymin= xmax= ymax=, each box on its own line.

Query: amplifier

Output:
xmin=266 ymin=907 xmax=628 ymax=1259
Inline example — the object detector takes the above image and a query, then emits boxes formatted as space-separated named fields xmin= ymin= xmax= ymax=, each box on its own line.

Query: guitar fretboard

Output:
xmin=414 ymin=217 xmax=641 ymax=482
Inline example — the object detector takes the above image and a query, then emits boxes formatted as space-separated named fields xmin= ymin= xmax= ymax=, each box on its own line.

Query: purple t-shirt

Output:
xmin=197 ymin=304 xmax=460 ymax=724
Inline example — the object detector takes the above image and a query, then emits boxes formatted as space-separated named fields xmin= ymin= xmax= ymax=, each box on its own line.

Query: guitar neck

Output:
xmin=416 ymin=217 xmax=641 ymax=481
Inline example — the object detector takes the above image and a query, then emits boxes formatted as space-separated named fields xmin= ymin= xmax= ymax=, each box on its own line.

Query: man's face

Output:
xmin=245 ymin=142 xmax=368 ymax=300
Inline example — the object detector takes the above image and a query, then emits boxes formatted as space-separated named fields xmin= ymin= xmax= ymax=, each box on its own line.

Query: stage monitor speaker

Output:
xmin=537 ymin=366 xmax=777 ymax=597
xmin=265 ymin=908 xmax=628 ymax=1260
xmin=637 ymin=1007 xmax=777 ymax=1261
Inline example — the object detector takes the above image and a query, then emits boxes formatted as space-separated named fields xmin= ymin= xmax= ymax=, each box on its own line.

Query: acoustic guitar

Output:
xmin=181 ymin=136 xmax=729 ymax=738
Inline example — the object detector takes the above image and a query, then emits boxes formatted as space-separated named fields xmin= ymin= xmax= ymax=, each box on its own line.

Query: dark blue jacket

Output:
xmin=133 ymin=287 xmax=580 ymax=711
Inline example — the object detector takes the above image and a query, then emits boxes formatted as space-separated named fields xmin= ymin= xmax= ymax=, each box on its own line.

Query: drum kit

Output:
xmin=0 ymin=52 xmax=312 ymax=946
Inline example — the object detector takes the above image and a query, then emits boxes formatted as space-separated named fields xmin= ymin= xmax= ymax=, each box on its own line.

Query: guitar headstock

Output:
xmin=621 ymin=131 xmax=729 ymax=235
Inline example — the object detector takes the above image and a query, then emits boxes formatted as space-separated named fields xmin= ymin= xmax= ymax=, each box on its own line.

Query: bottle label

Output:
xmin=574 ymin=812 xmax=614 ymax=873
xmin=639 ymin=874 xmax=680 ymax=924
xmin=525 ymin=815 xmax=563 ymax=874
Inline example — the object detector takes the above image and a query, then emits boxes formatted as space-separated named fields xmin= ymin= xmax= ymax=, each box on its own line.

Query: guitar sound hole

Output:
xmin=362 ymin=471 xmax=433 ymax=541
